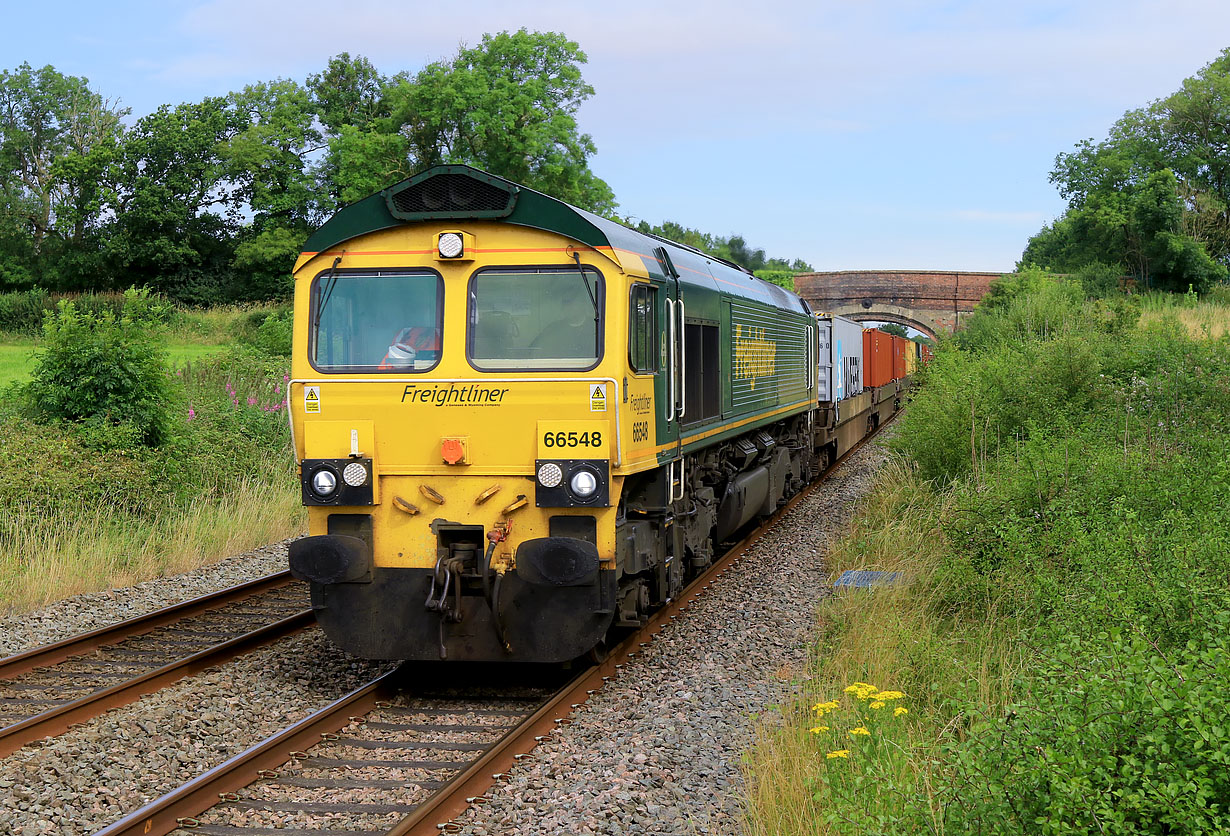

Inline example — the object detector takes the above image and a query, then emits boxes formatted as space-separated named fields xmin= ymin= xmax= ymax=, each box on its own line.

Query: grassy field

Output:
xmin=0 ymin=339 xmax=37 ymax=385
xmin=0 ymin=341 xmax=229 ymax=387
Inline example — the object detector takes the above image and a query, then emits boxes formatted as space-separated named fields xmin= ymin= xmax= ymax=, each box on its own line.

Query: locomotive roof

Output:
xmin=299 ymin=164 xmax=809 ymax=314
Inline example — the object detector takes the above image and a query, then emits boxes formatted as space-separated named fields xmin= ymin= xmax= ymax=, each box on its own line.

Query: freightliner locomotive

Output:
xmin=287 ymin=165 xmax=915 ymax=663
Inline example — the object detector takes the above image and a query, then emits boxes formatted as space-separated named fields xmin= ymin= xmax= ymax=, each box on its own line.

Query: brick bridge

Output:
xmin=793 ymin=270 xmax=1003 ymax=338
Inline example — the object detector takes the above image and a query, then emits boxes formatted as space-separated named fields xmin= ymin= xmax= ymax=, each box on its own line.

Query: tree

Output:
xmin=0 ymin=63 xmax=126 ymax=287
xmin=1026 ymin=48 xmax=1230 ymax=292
xmin=385 ymin=30 xmax=616 ymax=214
xmin=307 ymin=53 xmax=390 ymax=136
xmin=878 ymin=323 xmax=909 ymax=338
xmin=224 ymin=80 xmax=324 ymax=299
xmin=102 ymin=98 xmax=242 ymax=299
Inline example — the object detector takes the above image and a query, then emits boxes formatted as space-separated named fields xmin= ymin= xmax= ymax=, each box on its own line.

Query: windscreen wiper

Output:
xmin=571 ymin=251 xmax=599 ymax=323
xmin=313 ymin=255 xmax=344 ymax=331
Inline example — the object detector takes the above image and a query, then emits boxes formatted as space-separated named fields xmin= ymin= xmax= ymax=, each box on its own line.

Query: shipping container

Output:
xmin=863 ymin=329 xmax=895 ymax=389
xmin=816 ymin=314 xmax=863 ymax=402
xmin=892 ymin=335 xmax=908 ymax=381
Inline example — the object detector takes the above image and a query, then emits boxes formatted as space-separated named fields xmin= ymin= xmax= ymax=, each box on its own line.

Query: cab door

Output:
xmin=654 ymin=246 xmax=684 ymax=501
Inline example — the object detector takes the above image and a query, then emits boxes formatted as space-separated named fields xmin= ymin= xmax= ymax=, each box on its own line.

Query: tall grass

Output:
xmin=0 ymin=341 xmax=299 ymax=614
xmin=743 ymin=463 xmax=1026 ymax=835
xmin=0 ymin=479 xmax=303 ymax=611
xmin=1138 ymin=288 xmax=1230 ymax=338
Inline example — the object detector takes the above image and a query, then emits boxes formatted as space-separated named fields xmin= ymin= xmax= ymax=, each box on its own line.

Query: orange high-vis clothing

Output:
xmin=378 ymin=326 xmax=441 ymax=369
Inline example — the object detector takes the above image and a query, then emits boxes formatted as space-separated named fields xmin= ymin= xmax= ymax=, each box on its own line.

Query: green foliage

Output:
xmin=231 ymin=307 xmax=293 ymax=356
xmin=1025 ymin=49 xmax=1230 ymax=292
xmin=0 ymin=33 xmax=617 ymax=300
xmin=27 ymin=288 xmax=175 ymax=444
xmin=387 ymin=30 xmax=616 ymax=214
xmin=877 ymin=323 xmax=909 ymax=338
xmin=0 ymin=62 xmax=127 ymax=285
xmin=0 ymin=347 xmax=291 ymax=528
xmin=230 ymin=226 xmax=302 ymax=302
xmin=941 ymin=628 xmax=1230 ymax=835
xmin=0 ymin=287 xmax=51 ymax=333
xmin=1069 ymin=260 xmax=1123 ymax=296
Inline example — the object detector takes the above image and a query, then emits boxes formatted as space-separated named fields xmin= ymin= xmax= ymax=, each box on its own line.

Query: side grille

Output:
xmin=385 ymin=171 xmax=518 ymax=220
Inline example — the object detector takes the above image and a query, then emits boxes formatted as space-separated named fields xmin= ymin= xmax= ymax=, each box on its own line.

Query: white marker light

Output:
xmin=438 ymin=232 xmax=464 ymax=258
xmin=343 ymin=462 xmax=368 ymax=487
xmin=537 ymin=462 xmax=563 ymax=488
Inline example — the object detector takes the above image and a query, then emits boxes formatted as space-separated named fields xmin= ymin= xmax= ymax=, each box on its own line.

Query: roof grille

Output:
xmin=385 ymin=171 xmax=518 ymax=220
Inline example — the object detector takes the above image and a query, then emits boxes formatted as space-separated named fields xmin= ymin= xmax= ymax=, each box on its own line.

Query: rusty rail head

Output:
xmin=0 ymin=609 xmax=314 ymax=758
xmin=0 ymin=570 xmax=296 ymax=680
xmin=90 ymin=667 xmax=405 ymax=836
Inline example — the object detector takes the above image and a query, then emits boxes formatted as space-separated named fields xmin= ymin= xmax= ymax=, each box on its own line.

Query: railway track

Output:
xmin=94 ymin=420 xmax=892 ymax=836
xmin=0 ymin=571 xmax=312 ymax=756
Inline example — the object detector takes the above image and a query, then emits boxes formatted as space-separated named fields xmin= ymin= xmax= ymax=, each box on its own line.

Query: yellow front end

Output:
xmin=286 ymin=222 xmax=641 ymax=662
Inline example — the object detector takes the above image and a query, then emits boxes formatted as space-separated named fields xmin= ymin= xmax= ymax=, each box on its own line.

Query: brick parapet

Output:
xmin=795 ymin=270 xmax=1005 ymax=334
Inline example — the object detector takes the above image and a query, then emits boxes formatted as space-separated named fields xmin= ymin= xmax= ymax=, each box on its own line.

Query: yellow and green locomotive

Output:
xmin=288 ymin=165 xmax=897 ymax=662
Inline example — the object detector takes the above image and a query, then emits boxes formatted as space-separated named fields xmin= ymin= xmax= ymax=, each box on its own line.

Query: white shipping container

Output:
xmin=815 ymin=314 xmax=863 ymax=402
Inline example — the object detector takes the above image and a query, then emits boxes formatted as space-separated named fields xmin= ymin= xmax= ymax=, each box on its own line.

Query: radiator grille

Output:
xmin=386 ymin=173 xmax=516 ymax=219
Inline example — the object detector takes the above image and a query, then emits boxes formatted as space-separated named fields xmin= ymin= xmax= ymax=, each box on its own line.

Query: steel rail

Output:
xmin=0 ymin=570 xmax=297 ymax=680
xmin=0 ymin=609 xmax=315 ymax=757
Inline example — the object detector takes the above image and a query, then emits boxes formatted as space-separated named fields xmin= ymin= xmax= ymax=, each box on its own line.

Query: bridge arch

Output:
xmin=795 ymin=270 xmax=1003 ymax=336
xmin=828 ymin=304 xmax=938 ymax=341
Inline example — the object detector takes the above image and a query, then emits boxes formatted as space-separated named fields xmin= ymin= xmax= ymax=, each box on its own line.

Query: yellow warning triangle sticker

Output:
xmin=590 ymin=384 xmax=604 ymax=399
xmin=306 ymin=390 xmax=319 ymax=400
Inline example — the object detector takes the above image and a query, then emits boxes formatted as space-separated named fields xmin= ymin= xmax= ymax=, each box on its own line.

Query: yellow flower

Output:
xmin=849 ymin=726 xmax=871 ymax=736
xmin=826 ymin=749 xmax=850 ymax=759
xmin=870 ymin=700 xmax=886 ymax=709
xmin=811 ymin=699 xmax=840 ymax=715
xmin=843 ymin=682 xmax=878 ymax=701
xmin=894 ymin=707 xmax=909 ymax=717
xmin=876 ymin=691 xmax=906 ymax=701
xmin=809 ymin=725 xmax=830 ymax=734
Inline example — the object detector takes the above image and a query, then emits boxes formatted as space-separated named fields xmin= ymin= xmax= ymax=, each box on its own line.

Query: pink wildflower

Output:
xmin=248 ymin=396 xmax=257 ymax=406
xmin=187 ymin=408 xmax=195 ymax=421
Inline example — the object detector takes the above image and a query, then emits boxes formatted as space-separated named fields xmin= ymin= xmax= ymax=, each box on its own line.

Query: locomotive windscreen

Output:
xmin=468 ymin=267 xmax=604 ymax=371
xmin=310 ymin=271 xmax=443 ymax=372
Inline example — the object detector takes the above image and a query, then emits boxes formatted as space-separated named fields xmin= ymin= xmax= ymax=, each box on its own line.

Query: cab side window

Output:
xmin=629 ymin=284 xmax=658 ymax=373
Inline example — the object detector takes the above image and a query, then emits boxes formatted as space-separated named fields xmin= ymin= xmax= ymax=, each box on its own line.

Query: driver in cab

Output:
xmin=379 ymin=324 xmax=441 ymax=369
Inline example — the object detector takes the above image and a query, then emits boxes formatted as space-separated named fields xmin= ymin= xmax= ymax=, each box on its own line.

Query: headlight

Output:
xmin=311 ymin=468 xmax=338 ymax=497
xmin=537 ymin=462 xmax=563 ymax=488
xmin=569 ymin=469 xmax=599 ymax=499
xmin=342 ymin=461 xmax=368 ymax=487
xmin=438 ymin=232 xmax=464 ymax=258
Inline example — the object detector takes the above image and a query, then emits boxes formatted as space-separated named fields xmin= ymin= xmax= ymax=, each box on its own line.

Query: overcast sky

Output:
xmin=10 ymin=1 xmax=1230 ymax=272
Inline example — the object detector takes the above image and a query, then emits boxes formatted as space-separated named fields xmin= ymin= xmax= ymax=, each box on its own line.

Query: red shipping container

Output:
xmin=863 ymin=329 xmax=894 ymax=388
xmin=892 ymin=335 xmax=908 ymax=381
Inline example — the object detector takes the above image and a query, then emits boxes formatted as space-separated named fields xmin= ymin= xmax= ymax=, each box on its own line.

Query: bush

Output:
xmin=231 ymin=306 xmax=293 ymax=356
xmin=941 ymin=627 xmax=1230 ymax=835
xmin=27 ymin=288 xmax=175 ymax=445
xmin=1071 ymin=261 xmax=1124 ymax=297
